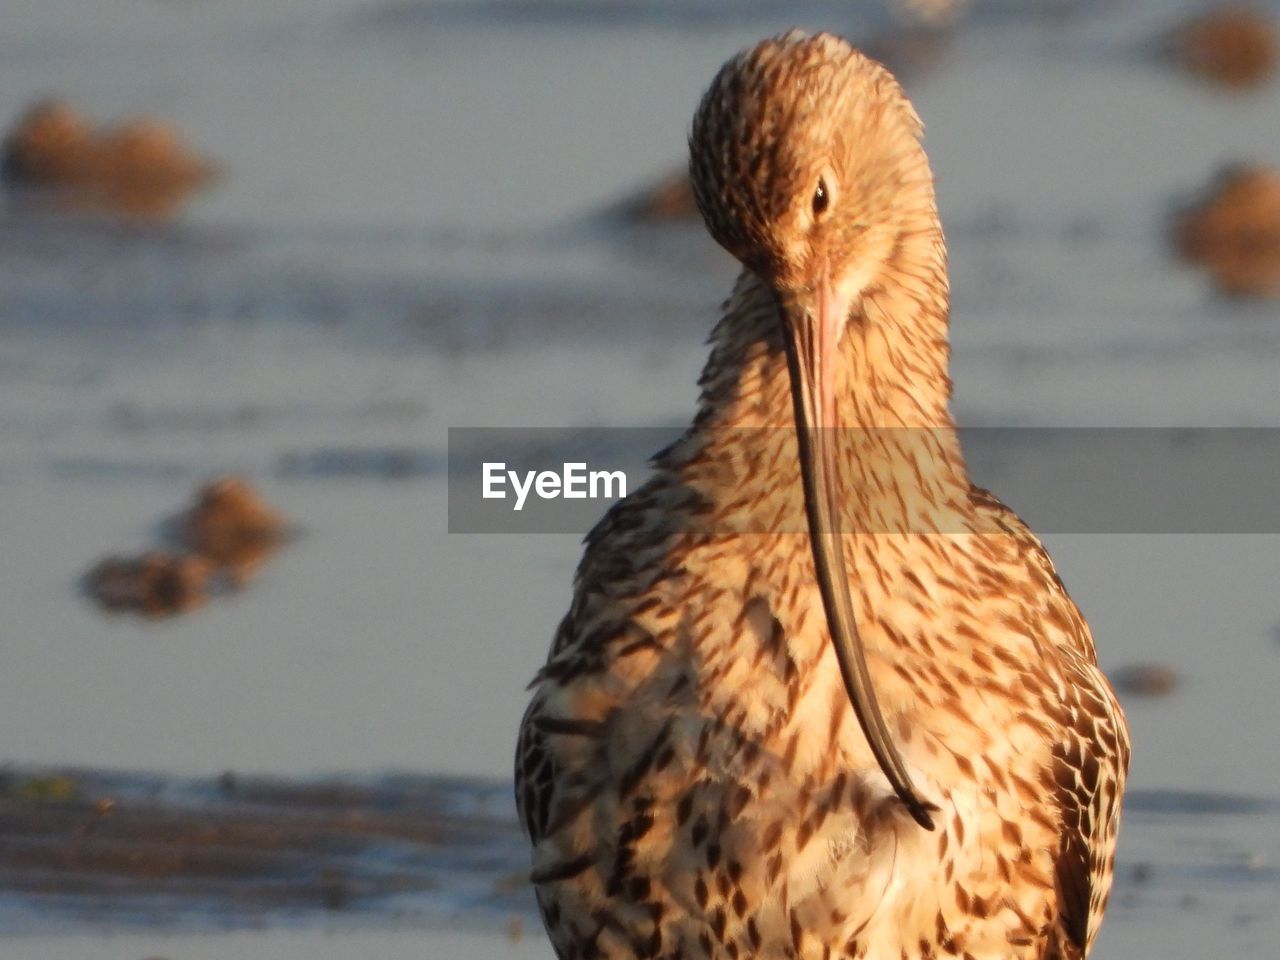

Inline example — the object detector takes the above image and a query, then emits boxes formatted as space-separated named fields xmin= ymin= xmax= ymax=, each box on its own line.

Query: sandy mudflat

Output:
xmin=9 ymin=927 xmax=551 ymax=960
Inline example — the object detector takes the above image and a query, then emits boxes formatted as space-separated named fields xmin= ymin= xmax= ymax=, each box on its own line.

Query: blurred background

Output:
xmin=1 ymin=0 xmax=1278 ymax=957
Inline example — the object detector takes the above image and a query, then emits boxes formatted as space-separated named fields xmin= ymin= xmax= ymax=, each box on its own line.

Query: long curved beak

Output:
xmin=778 ymin=281 xmax=936 ymax=831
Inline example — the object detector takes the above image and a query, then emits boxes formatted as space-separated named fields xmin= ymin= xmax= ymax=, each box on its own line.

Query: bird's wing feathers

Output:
xmin=516 ymin=694 xmax=556 ymax=843
xmin=1048 ymin=648 xmax=1130 ymax=956
xmin=970 ymin=484 xmax=1130 ymax=956
xmin=969 ymin=485 xmax=1097 ymax=662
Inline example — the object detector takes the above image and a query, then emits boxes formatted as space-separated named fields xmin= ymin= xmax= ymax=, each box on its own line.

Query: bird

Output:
xmin=517 ymin=31 xmax=1130 ymax=960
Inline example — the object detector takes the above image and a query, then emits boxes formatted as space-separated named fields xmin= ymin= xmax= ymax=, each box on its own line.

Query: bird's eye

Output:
xmin=812 ymin=177 xmax=829 ymax=217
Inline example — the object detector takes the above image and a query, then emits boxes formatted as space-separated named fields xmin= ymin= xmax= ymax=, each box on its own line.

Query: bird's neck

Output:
xmin=700 ymin=214 xmax=956 ymax=428
xmin=675 ymin=225 xmax=971 ymax=532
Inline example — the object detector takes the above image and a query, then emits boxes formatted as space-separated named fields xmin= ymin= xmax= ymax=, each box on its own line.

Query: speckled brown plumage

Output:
xmin=517 ymin=31 xmax=1129 ymax=960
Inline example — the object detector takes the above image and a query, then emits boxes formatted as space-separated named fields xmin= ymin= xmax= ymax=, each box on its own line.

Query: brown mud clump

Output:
xmin=1173 ymin=165 xmax=1280 ymax=296
xmin=891 ymin=0 xmax=969 ymax=28
xmin=1166 ymin=7 xmax=1277 ymax=89
xmin=616 ymin=168 xmax=698 ymax=223
xmin=862 ymin=26 xmax=956 ymax=83
xmin=2 ymin=99 xmax=217 ymax=218
xmin=182 ymin=477 xmax=288 ymax=584
xmin=84 ymin=553 xmax=215 ymax=618
xmin=1114 ymin=663 xmax=1179 ymax=698
xmin=83 ymin=477 xmax=289 ymax=618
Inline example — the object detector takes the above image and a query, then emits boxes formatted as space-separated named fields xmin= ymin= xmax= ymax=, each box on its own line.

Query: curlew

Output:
xmin=517 ymin=32 xmax=1129 ymax=960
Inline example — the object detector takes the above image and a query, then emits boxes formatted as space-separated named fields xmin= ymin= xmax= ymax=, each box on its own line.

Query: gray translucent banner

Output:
xmin=448 ymin=427 xmax=1280 ymax=534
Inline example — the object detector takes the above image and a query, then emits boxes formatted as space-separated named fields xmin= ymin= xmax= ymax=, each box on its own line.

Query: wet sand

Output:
xmin=13 ymin=928 xmax=550 ymax=960
xmin=0 ymin=768 xmax=530 ymax=933
xmin=0 ymin=766 xmax=1275 ymax=958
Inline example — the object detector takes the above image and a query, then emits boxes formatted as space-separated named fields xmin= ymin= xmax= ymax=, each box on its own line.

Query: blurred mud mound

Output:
xmin=84 ymin=552 xmax=215 ymax=618
xmin=862 ymin=24 xmax=956 ymax=81
xmin=1114 ymin=662 xmax=1179 ymax=698
xmin=182 ymin=476 xmax=289 ymax=584
xmin=0 ymin=766 xmax=529 ymax=930
xmin=83 ymin=477 xmax=289 ymax=618
xmin=1173 ymin=165 xmax=1280 ymax=297
xmin=891 ymin=0 xmax=969 ymax=28
xmin=2 ymin=99 xmax=217 ymax=219
xmin=1164 ymin=6 xmax=1277 ymax=90
xmin=616 ymin=168 xmax=698 ymax=223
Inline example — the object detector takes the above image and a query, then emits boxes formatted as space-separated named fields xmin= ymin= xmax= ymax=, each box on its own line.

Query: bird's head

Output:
xmin=690 ymin=31 xmax=930 ymax=307
xmin=690 ymin=32 xmax=940 ymax=830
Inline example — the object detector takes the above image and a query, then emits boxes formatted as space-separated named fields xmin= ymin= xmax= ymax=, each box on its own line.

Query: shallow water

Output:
xmin=2 ymin=0 xmax=1279 ymax=956
xmin=0 ymin=768 xmax=533 ymax=933
xmin=0 ymin=767 xmax=1276 ymax=959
